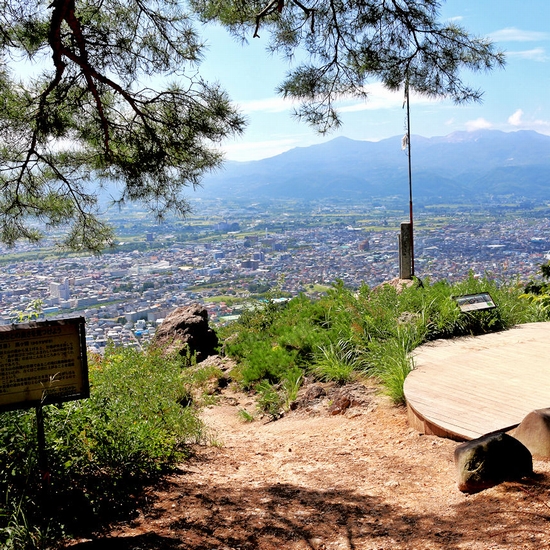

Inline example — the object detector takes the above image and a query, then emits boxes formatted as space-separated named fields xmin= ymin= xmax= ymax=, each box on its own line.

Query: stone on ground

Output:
xmin=153 ymin=304 xmax=218 ymax=362
xmin=512 ymin=408 xmax=550 ymax=458
xmin=454 ymin=432 xmax=532 ymax=493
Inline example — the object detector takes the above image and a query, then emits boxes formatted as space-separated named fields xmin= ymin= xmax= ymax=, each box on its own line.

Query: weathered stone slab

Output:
xmin=512 ymin=408 xmax=550 ymax=458
xmin=454 ymin=432 xmax=532 ymax=493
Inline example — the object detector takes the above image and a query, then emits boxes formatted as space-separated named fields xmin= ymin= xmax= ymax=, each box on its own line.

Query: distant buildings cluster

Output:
xmin=0 ymin=208 xmax=549 ymax=353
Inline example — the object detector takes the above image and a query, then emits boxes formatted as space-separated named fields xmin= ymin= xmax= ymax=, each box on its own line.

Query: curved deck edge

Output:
xmin=404 ymin=322 xmax=550 ymax=441
xmin=406 ymin=401 xmax=468 ymax=442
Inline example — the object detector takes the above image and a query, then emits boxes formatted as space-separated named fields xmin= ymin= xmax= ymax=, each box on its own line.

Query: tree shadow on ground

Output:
xmin=64 ymin=469 xmax=550 ymax=550
xmin=63 ymin=532 xmax=183 ymax=549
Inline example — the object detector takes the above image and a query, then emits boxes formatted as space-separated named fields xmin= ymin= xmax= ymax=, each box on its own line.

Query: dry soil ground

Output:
xmin=68 ymin=382 xmax=550 ymax=550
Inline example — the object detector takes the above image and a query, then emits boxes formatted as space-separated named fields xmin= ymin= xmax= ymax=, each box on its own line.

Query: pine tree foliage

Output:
xmin=192 ymin=0 xmax=505 ymax=133
xmin=0 ymin=0 xmax=504 ymax=251
xmin=0 ymin=0 xmax=245 ymax=251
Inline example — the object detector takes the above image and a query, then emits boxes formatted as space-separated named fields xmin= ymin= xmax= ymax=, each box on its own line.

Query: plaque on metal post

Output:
xmin=453 ymin=293 xmax=496 ymax=313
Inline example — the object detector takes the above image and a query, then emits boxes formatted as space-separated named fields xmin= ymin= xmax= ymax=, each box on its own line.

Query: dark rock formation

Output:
xmin=454 ymin=432 xmax=533 ymax=493
xmin=303 ymin=384 xmax=327 ymax=402
xmin=153 ymin=304 xmax=218 ymax=362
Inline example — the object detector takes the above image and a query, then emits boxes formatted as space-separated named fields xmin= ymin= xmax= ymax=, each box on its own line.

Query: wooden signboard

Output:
xmin=0 ymin=317 xmax=89 ymax=412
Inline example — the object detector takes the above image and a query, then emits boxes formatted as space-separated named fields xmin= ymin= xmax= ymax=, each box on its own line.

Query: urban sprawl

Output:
xmin=1 ymin=199 xmax=549 ymax=353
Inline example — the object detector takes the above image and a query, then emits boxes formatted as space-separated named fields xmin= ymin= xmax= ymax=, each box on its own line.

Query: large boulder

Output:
xmin=153 ymin=304 xmax=218 ymax=362
xmin=454 ymin=432 xmax=532 ymax=493
xmin=512 ymin=408 xmax=550 ymax=458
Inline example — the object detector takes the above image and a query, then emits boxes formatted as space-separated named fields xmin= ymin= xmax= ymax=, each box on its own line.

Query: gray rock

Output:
xmin=153 ymin=304 xmax=218 ymax=362
xmin=454 ymin=432 xmax=532 ymax=493
xmin=512 ymin=408 xmax=550 ymax=458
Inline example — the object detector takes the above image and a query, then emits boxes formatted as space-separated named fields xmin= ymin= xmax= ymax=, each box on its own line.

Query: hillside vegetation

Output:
xmin=1 ymin=270 xmax=549 ymax=548
xmin=219 ymin=273 xmax=547 ymax=410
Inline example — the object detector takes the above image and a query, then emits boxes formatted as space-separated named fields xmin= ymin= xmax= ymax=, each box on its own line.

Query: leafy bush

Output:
xmin=0 ymin=345 xmax=205 ymax=546
xmin=222 ymin=296 xmax=332 ymax=388
xmin=522 ymin=261 xmax=550 ymax=319
xmin=221 ymin=274 xmax=543 ymax=406
xmin=255 ymin=380 xmax=284 ymax=419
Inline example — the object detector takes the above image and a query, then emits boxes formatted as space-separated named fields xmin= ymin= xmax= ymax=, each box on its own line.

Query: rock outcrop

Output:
xmin=153 ymin=304 xmax=218 ymax=362
xmin=512 ymin=408 xmax=550 ymax=458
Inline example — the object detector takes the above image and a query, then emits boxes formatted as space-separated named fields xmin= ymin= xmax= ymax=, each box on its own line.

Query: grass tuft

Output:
xmin=220 ymin=274 xmax=544 ymax=405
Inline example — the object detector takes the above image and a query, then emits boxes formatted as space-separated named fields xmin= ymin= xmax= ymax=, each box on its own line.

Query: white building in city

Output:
xmin=50 ymin=278 xmax=70 ymax=300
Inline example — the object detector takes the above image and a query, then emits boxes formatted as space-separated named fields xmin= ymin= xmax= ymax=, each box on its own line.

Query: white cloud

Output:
xmin=465 ymin=118 xmax=493 ymax=131
xmin=236 ymin=82 xmax=440 ymax=117
xmin=222 ymin=137 xmax=303 ymax=161
xmin=505 ymin=109 xmax=550 ymax=134
xmin=338 ymin=82 xmax=440 ymax=113
xmin=507 ymin=48 xmax=548 ymax=61
xmin=508 ymin=109 xmax=524 ymax=126
xmin=488 ymin=27 xmax=550 ymax=42
xmin=236 ymin=96 xmax=296 ymax=114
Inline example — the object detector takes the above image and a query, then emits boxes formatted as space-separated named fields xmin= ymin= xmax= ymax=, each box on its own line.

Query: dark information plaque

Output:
xmin=453 ymin=293 xmax=496 ymax=313
xmin=0 ymin=317 xmax=89 ymax=412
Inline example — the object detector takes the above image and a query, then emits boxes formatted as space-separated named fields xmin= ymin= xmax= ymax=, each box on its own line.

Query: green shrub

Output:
xmin=255 ymin=380 xmax=284 ymax=419
xmin=235 ymin=340 xmax=300 ymax=388
xmin=88 ymin=348 xmax=203 ymax=468
xmin=0 ymin=345 xmax=205 ymax=546
xmin=522 ymin=261 xmax=550 ymax=320
xmin=225 ymin=296 xmax=331 ymax=388
xmin=221 ymin=274 xmax=543 ymax=405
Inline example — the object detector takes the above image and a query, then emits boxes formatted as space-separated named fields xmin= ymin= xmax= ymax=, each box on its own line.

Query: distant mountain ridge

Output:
xmin=197 ymin=130 xmax=550 ymax=202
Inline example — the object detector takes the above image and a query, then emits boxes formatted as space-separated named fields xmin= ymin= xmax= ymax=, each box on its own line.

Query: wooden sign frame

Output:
xmin=0 ymin=317 xmax=89 ymax=412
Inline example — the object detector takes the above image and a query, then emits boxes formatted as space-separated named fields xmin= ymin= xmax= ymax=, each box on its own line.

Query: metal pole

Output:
xmin=405 ymin=81 xmax=415 ymax=276
xmin=35 ymin=405 xmax=50 ymax=493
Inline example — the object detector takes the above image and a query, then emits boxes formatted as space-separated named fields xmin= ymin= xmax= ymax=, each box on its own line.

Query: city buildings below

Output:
xmin=0 ymin=199 xmax=549 ymax=352
xmin=50 ymin=278 xmax=70 ymax=301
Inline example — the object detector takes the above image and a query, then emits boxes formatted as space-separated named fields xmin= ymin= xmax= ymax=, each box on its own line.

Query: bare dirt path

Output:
xmin=72 ymin=384 xmax=550 ymax=549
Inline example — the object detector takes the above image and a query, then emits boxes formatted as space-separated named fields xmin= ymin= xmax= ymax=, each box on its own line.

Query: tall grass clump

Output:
xmin=0 ymin=344 xmax=205 ymax=547
xmin=221 ymin=272 xmax=543 ymax=406
xmin=311 ymin=339 xmax=364 ymax=384
xmin=367 ymin=323 xmax=425 ymax=402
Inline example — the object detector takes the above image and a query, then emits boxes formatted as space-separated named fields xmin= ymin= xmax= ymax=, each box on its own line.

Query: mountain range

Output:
xmin=197 ymin=130 xmax=550 ymax=203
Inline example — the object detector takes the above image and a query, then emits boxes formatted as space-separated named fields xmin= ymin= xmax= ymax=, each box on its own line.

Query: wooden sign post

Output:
xmin=0 ymin=318 xmax=89 ymax=492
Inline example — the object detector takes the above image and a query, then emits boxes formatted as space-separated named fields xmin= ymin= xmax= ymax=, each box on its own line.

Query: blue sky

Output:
xmin=197 ymin=0 xmax=550 ymax=162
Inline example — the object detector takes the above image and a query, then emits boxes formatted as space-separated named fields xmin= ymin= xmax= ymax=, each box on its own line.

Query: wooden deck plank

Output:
xmin=404 ymin=322 xmax=550 ymax=440
xmin=406 ymin=379 xmax=549 ymax=404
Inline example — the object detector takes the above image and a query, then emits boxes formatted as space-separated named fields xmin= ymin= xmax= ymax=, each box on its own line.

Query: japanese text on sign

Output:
xmin=0 ymin=318 xmax=89 ymax=411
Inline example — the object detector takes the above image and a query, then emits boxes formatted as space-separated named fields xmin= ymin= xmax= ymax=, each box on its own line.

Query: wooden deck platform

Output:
xmin=403 ymin=322 xmax=550 ymax=441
